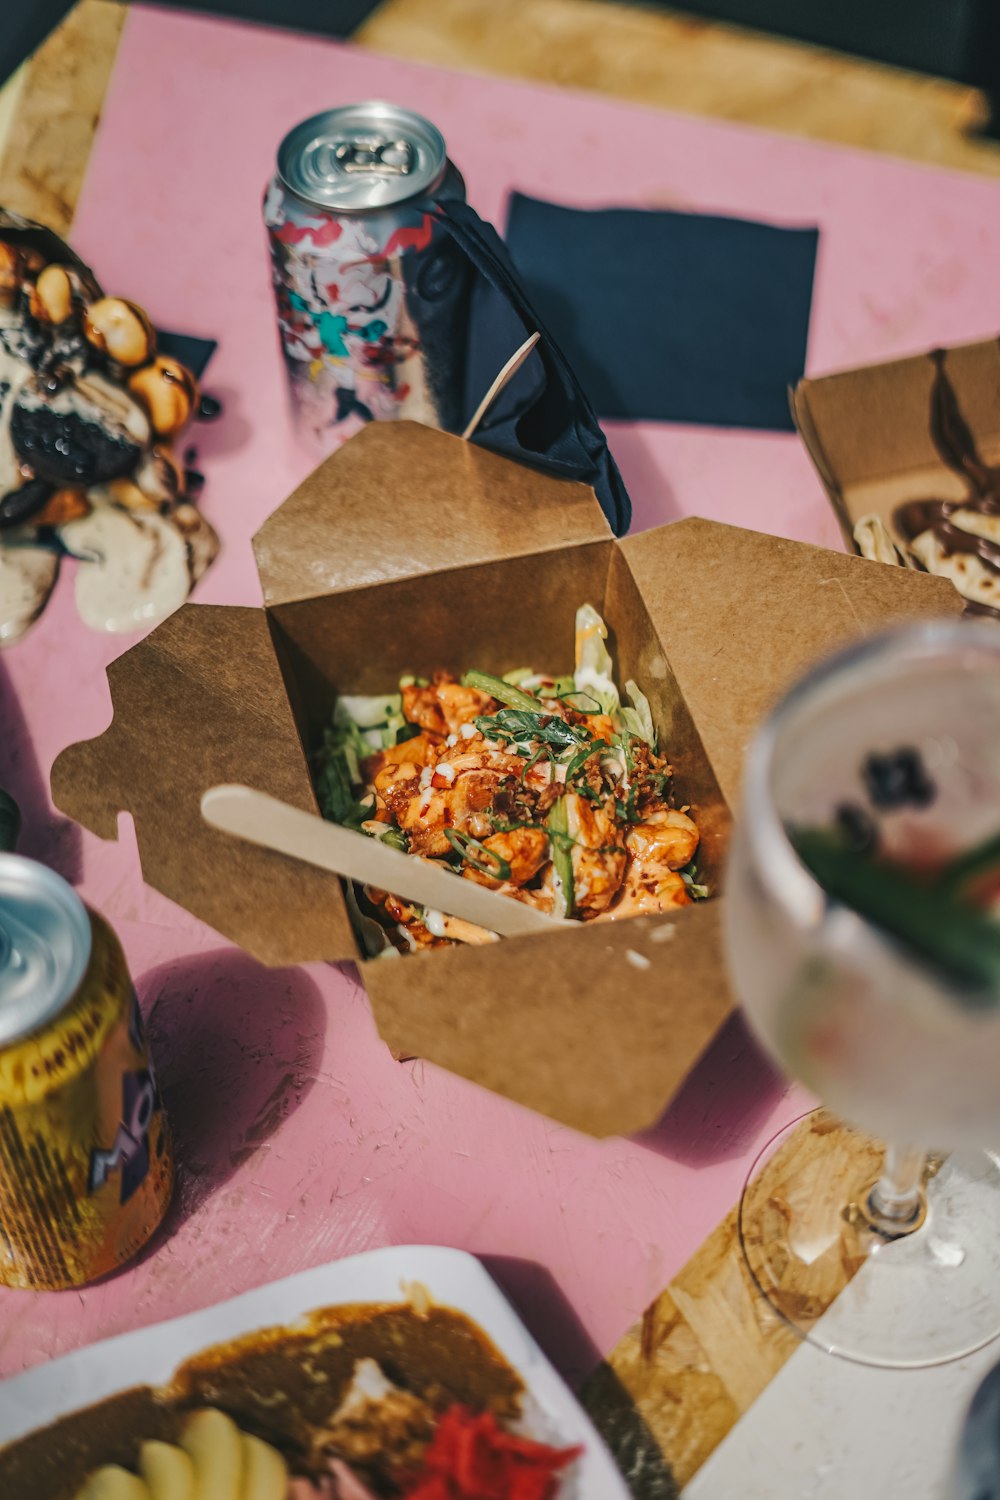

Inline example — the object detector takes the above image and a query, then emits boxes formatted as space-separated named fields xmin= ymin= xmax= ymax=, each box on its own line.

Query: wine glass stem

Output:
xmin=869 ymin=1142 xmax=927 ymax=1230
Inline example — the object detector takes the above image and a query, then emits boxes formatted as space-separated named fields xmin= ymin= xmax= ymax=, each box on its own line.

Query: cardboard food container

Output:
xmin=792 ymin=336 xmax=1000 ymax=609
xmin=51 ymin=422 xmax=960 ymax=1137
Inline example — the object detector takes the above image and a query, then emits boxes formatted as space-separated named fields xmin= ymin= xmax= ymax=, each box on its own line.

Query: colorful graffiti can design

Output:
xmin=264 ymin=103 xmax=469 ymax=453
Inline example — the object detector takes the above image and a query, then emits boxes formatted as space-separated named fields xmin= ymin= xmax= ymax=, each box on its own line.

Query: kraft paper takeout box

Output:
xmin=792 ymin=336 xmax=1000 ymax=568
xmin=51 ymin=422 xmax=960 ymax=1137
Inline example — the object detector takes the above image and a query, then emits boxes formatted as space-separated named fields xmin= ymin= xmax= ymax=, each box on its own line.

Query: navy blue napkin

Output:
xmin=503 ymin=192 xmax=819 ymax=431
xmin=156 ymin=330 xmax=217 ymax=381
xmin=431 ymin=199 xmax=631 ymax=536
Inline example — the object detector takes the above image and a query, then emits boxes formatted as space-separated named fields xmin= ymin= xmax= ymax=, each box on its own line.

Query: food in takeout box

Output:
xmin=793 ymin=338 xmax=1000 ymax=618
xmin=51 ymin=422 xmax=962 ymax=1135
xmin=318 ymin=604 xmax=704 ymax=955
xmin=0 ymin=1296 xmax=579 ymax=1500
xmin=0 ymin=208 xmax=219 ymax=643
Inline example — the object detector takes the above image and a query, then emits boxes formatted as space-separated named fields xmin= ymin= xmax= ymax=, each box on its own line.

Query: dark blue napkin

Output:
xmin=431 ymin=199 xmax=631 ymax=536
xmin=156 ymin=330 xmax=217 ymax=381
xmin=503 ymin=192 xmax=819 ymax=432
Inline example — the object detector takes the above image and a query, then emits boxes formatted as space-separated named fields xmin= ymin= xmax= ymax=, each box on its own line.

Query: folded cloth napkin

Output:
xmin=431 ymin=198 xmax=631 ymax=536
xmin=502 ymin=191 xmax=819 ymax=431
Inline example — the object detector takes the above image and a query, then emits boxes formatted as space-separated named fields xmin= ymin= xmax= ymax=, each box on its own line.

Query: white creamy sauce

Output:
xmin=59 ymin=502 xmax=192 ymax=632
xmin=459 ymin=722 xmax=478 ymax=739
xmin=0 ymin=537 xmax=59 ymax=644
xmin=446 ymin=733 xmax=459 ymax=747
xmin=422 ymin=907 xmax=449 ymax=938
xmin=434 ymin=761 xmax=456 ymax=784
xmin=0 ymin=344 xmax=33 ymax=493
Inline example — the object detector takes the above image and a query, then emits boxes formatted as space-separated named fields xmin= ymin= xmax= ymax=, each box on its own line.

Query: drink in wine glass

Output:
xmin=725 ymin=619 xmax=1000 ymax=1368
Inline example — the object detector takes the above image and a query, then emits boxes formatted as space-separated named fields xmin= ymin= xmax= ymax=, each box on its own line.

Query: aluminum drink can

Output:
xmin=0 ymin=855 xmax=173 ymax=1289
xmin=263 ymin=101 xmax=469 ymax=453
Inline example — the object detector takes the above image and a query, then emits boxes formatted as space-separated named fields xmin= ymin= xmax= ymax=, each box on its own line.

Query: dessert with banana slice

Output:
xmin=0 ymin=1301 xmax=582 ymax=1500
xmin=0 ymin=209 xmax=220 ymax=644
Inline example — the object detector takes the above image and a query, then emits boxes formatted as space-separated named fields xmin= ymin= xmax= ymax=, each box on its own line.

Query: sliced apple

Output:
xmin=240 ymin=1433 xmax=288 ymax=1500
xmin=180 ymin=1409 xmax=243 ymax=1500
xmin=139 ymin=1440 xmax=196 ymax=1500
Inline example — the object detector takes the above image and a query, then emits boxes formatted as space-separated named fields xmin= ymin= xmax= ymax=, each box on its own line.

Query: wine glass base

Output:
xmin=739 ymin=1110 xmax=1000 ymax=1369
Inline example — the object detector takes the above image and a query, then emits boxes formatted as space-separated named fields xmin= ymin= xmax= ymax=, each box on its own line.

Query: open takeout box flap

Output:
xmin=620 ymin=516 xmax=963 ymax=814
xmin=364 ymin=900 xmax=729 ymax=1137
xmin=252 ymin=421 xmax=612 ymax=607
xmin=51 ymin=602 xmax=355 ymax=965
xmin=792 ymin=338 xmax=1000 ymax=550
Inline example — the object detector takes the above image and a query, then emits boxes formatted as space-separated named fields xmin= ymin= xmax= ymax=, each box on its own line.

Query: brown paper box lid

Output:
xmin=621 ymin=517 xmax=963 ymax=814
xmin=51 ymin=603 xmax=353 ymax=966
xmin=253 ymin=421 xmax=612 ymax=606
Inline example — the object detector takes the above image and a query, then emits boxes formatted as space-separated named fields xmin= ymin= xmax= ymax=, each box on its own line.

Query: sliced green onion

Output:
xmin=445 ymin=827 xmax=512 ymax=882
xmin=379 ymin=827 xmax=409 ymax=852
xmin=462 ymin=670 xmax=543 ymax=713
xmin=546 ymin=797 xmax=575 ymax=918
xmin=520 ymin=744 xmax=548 ymax=783
xmin=679 ymin=861 xmax=709 ymax=900
xmin=565 ymin=738 xmax=608 ymax=782
xmin=554 ymin=688 xmax=603 ymax=714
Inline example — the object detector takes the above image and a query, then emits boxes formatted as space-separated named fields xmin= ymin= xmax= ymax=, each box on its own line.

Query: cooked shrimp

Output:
xmin=462 ymin=827 xmax=550 ymax=889
xmin=625 ymin=808 xmax=699 ymax=871
xmin=379 ymin=750 xmax=527 ymax=858
xmin=402 ymin=674 xmax=496 ymax=736
xmin=564 ymin=794 xmax=627 ymax=915
xmin=373 ymin=760 xmax=423 ymax=822
xmin=363 ymin=731 xmax=441 ymax=783
xmin=599 ymin=864 xmax=691 ymax=919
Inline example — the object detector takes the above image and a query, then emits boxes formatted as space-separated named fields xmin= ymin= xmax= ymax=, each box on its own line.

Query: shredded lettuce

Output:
xmin=573 ymin=603 xmax=619 ymax=715
xmin=315 ymin=705 xmax=376 ymax=826
xmin=619 ymin=678 xmax=657 ymax=749
xmin=335 ymin=693 xmax=407 ymax=751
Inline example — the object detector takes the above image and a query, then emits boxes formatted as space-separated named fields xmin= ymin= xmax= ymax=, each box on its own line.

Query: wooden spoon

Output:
xmin=200 ymin=784 xmax=560 ymax=939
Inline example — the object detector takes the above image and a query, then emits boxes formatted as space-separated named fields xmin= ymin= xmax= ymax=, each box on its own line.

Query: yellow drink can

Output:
xmin=0 ymin=855 xmax=173 ymax=1289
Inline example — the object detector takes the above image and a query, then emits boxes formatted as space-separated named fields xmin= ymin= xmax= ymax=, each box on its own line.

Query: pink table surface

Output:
xmin=3 ymin=2 xmax=1000 ymax=1391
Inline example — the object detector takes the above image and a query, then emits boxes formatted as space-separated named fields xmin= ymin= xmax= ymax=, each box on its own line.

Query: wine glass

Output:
xmin=724 ymin=619 xmax=1000 ymax=1368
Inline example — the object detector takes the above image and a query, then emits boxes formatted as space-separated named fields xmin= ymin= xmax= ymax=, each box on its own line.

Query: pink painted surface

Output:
xmin=2 ymin=2 xmax=1000 ymax=1389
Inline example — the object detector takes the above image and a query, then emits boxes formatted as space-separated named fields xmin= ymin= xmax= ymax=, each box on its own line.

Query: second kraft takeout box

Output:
xmin=792 ymin=336 xmax=1000 ymax=569
xmin=51 ymin=423 xmax=959 ymax=1136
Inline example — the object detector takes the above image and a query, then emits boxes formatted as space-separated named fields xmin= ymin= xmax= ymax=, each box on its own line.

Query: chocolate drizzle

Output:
xmin=890 ymin=347 xmax=1000 ymax=618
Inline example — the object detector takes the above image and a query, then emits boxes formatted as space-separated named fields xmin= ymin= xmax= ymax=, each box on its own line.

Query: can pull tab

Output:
xmin=333 ymin=136 xmax=415 ymax=176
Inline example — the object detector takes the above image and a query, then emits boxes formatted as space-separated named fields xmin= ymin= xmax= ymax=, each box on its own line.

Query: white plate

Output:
xmin=0 ymin=1244 xmax=629 ymax=1498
